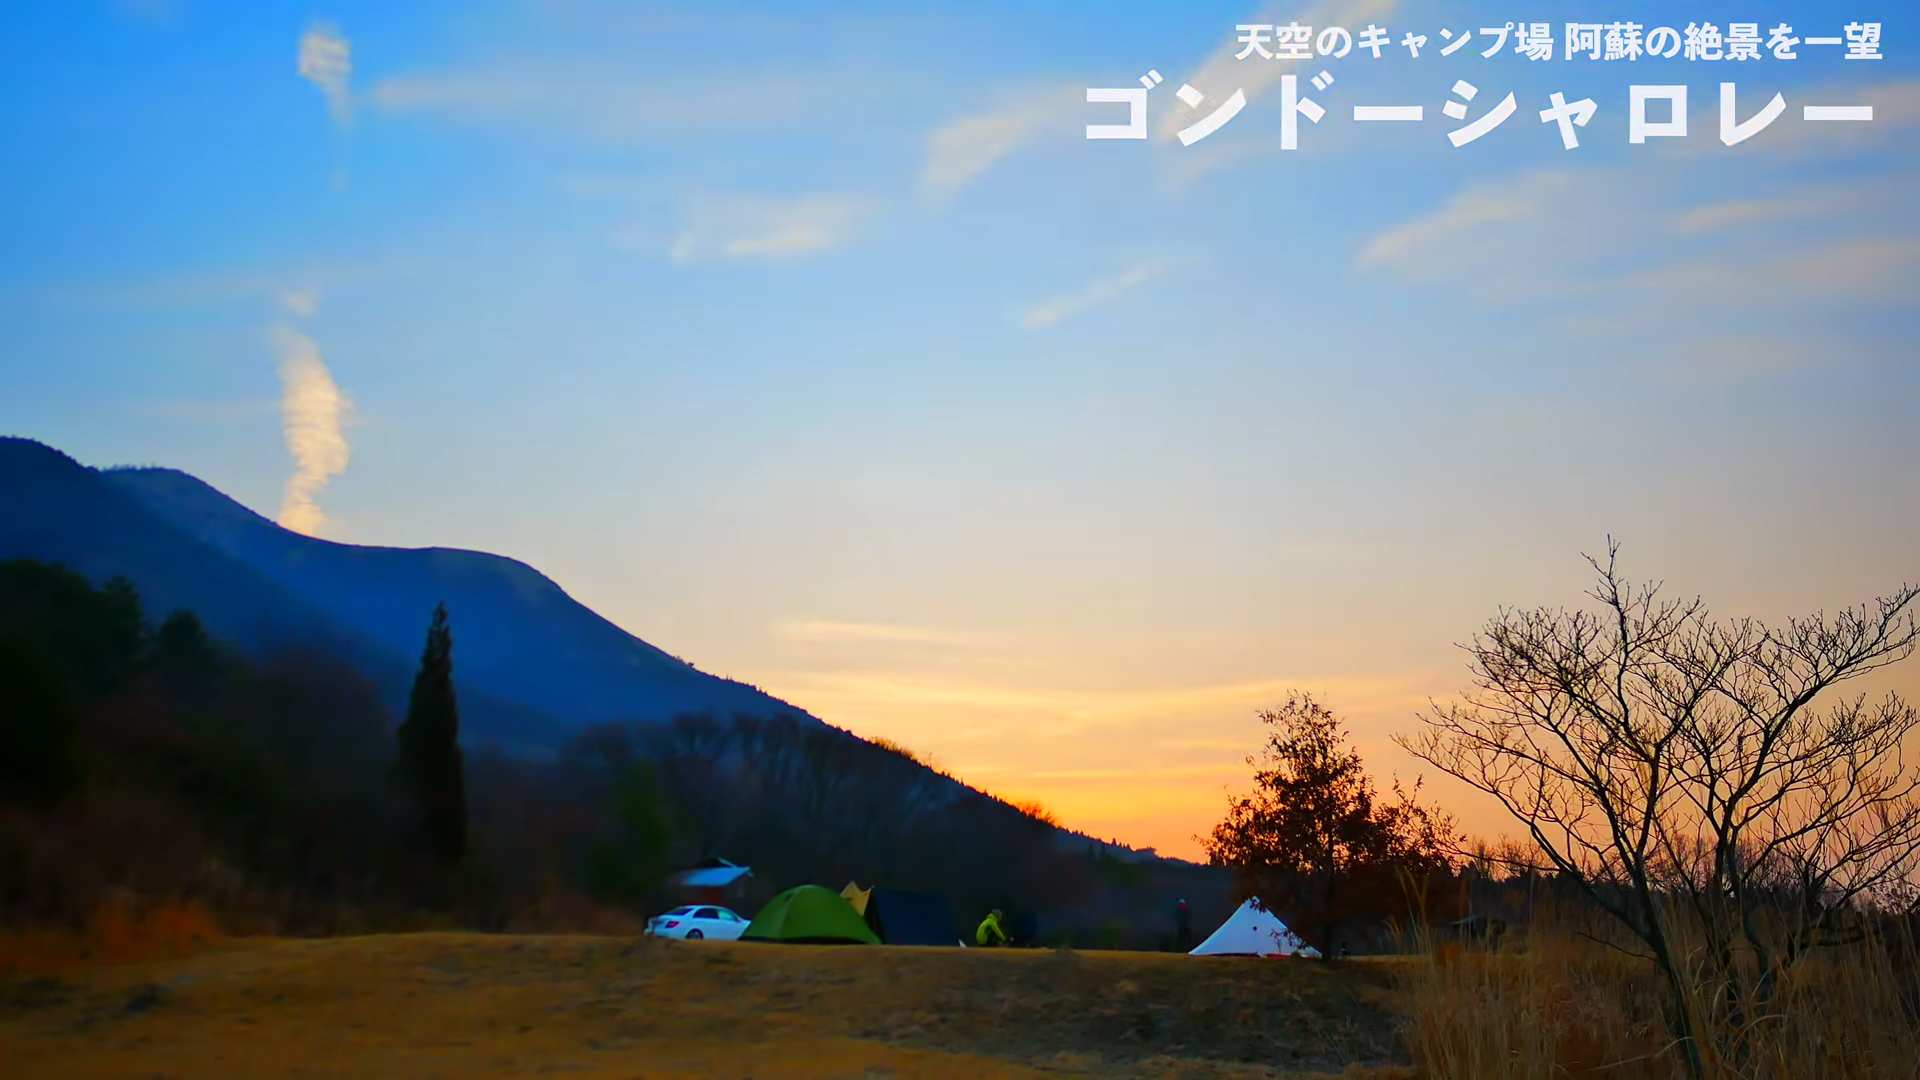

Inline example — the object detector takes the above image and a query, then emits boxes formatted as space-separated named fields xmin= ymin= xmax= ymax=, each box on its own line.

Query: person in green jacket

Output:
xmin=975 ymin=908 xmax=1009 ymax=947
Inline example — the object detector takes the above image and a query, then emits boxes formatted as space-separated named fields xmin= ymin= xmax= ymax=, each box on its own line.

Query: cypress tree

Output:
xmin=395 ymin=602 xmax=466 ymax=865
xmin=150 ymin=610 xmax=222 ymax=704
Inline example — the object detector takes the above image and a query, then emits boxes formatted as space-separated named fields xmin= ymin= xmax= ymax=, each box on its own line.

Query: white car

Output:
xmin=646 ymin=905 xmax=748 ymax=940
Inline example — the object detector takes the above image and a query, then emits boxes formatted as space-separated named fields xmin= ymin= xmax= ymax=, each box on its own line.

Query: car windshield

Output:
xmin=663 ymin=906 xmax=694 ymax=916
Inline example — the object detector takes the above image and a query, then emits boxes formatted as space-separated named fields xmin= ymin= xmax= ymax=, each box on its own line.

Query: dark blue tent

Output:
xmin=865 ymin=889 xmax=959 ymax=946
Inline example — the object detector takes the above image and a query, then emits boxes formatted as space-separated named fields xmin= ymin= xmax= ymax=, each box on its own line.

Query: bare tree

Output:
xmin=1397 ymin=542 xmax=1920 ymax=1078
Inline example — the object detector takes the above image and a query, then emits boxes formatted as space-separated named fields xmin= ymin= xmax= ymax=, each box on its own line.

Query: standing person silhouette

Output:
xmin=1175 ymin=898 xmax=1193 ymax=950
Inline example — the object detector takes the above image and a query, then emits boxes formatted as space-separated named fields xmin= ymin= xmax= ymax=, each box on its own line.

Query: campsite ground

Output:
xmin=2 ymin=933 xmax=1413 ymax=1078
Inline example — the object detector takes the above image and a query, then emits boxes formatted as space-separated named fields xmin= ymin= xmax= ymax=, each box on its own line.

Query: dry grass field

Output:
xmin=0 ymin=932 xmax=1412 ymax=1079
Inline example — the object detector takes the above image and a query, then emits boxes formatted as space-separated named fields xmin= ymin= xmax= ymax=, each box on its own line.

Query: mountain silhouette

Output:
xmin=0 ymin=437 xmax=818 ymax=748
xmin=1 ymin=435 xmax=1191 ymax=868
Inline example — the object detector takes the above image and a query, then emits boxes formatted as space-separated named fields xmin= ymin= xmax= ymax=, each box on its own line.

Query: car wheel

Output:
xmin=685 ymin=929 xmax=704 ymax=940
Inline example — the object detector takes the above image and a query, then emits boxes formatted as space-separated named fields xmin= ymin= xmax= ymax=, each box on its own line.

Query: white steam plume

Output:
xmin=273 ymin=294 xmax=353 ymax=537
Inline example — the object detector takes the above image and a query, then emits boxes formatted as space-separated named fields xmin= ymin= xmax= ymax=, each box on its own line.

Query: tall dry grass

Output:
xmin=1401 ymin=918 xmax=1920 ymax=1079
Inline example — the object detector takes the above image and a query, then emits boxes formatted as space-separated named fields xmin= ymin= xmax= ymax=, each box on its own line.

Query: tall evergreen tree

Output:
xmin=149 ymin=610 xmax=222 ymax=704
xmin=395 ymin=602 xmax=466 ymax=865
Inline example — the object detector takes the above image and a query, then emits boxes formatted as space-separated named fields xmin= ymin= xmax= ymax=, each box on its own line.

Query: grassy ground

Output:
xmin=0 ymin=933 xmax=1412 ymax=1079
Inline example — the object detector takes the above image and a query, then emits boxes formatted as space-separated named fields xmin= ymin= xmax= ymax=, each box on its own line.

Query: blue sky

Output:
xmin=3 ymin=0 xmax=1916 ymax=855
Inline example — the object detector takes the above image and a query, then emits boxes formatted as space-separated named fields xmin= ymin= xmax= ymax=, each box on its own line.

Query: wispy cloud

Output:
xmin=1357 ymin=119 xmax=1919 ymax=377
xmin=280 ymin=287 xmax=319 ymax=317
xmin=1624 ymin=235 xmax=1920 ymax=305
xmin=756 ymin=661 xmax=1451 ymax=857
xmin=573 ymin=176 xmax=875 ymax=264
xmin=1161 ymin=0 xmax=1396 ymax=145
xmin=1357 ymin=170 xmax=1609 ymax=301
xmin=652 ymin=193 xmax=874 ymax=261
xmin=775 ymin=669 xmax=1432 ymax=730
xmin=1674 ymin=196 xmax=1823 ymax=234
xmin=1682 ymin=78 xmax=1920 ymax=160
xmin=370 ymin=64 xmax=818 ymax=141
xmin=272 ymin=293 xmax=354 ymax=537
xmin=779 ymin=619 xmax=1005 ymax=648
xmin=1021 ymin=260 xmax=1166 ymax=329
xmin=1360 ymin=168 xmax=1915 ymax=309
xmin=919 ymin=0 xmax=1399 ymax=196
xmin=921 ymin=85 xmax=1082 ymax=198
xmin=298 ymin=23 xmax=353 ymax=126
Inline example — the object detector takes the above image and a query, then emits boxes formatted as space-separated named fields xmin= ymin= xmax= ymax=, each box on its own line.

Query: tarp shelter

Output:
xmin=840 ymin=881 xmax=872 ymax=917
xmin=1189 ymin=898 xmax=1312 ymax=957
xmin=743 ymin=885 xmax=881 ymax=945
xmin=864 ymin=889 xmax=959 ymax=946
xmin=666 ymin=858 xmax=753 ymax=905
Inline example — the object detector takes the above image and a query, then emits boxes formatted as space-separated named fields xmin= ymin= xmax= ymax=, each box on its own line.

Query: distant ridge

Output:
xmin=0 ymin=436 xmax=821 ymax=748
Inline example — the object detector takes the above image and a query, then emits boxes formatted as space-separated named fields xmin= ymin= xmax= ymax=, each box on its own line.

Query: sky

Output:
xmin=2 ymin=0 xmax=1916 ymax=859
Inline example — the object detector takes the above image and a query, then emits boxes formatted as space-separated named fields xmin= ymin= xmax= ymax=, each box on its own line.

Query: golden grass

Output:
xmin=1400 ymin=930 xmax=1920 ymax=1079
xmin=0 ymin=933 xmax=1412 ymax=1079
xmin=10 ymin=911 xmax=1912 ymax=1078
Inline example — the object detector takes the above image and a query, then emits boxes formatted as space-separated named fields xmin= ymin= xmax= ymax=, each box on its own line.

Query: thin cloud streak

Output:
xmin=921 ymin=85 xmax=1082 ymax=198
xmin=770 ymin=668 xmax=1434 ymax=726
xmin=1356 ymin=141 xmax=1920 ymax=380
xmin=918 ymin=0 xmax=1399 ymax=196
xmin=655 ymin=194 xmax=874 ymax=261
xmin=1021 ymin=260 xmax=1165 ymax=329
xmin=370 ymin=65 xmax=819 ymax=142
xmin=779 ymin=619 xmax=1007 ymax=648
xmin=1361 ymin=167 xmax=1918 ymax=309
xmin=769 ymin=663 xmax=1450 ymax=858
xmin=1161 ymin=0 xmax=1396 ymax=143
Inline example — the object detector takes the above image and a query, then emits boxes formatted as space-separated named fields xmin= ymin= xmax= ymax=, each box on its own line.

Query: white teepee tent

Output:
xmin=1189 ymin=898 xmax=1317 ymax=957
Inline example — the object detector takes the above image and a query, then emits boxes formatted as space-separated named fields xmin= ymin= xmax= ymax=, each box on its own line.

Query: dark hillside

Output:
xmin=104 ymin=464 xmax=817 ymax=733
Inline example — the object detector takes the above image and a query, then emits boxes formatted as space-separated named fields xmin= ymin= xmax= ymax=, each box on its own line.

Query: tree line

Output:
xmin=0 ymin=558 xmax=1096 ymax=935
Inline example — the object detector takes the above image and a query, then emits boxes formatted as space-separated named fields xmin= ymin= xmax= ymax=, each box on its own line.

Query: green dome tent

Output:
xmin=742 ymin=885 xmax=881 ymax=945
